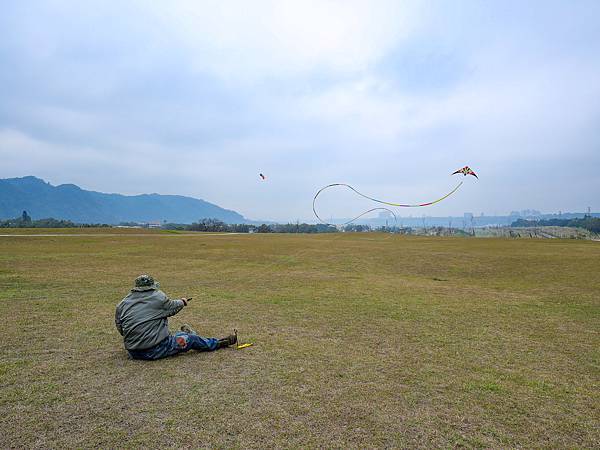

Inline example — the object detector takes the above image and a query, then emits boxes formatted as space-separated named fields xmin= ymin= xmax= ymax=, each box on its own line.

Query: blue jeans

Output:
xmin=128 ymin=332 xmax=219 ymax=361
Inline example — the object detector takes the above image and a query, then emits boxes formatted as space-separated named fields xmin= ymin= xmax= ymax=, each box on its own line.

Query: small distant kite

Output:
xmin=452 ymin=166 xmax=478 ymax=179
xmin=259 ymin=173 xmax=266 ymax=181
xmin=313 ymin=166 xmax=478 ymax=225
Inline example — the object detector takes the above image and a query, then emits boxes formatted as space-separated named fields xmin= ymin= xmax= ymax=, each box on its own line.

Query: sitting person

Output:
xmin=115 ymin=274 xmax=236 ymax=360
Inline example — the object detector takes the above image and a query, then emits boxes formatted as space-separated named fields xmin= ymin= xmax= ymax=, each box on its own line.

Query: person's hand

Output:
xmin=181 ymin=297 xmax=192 ymax=306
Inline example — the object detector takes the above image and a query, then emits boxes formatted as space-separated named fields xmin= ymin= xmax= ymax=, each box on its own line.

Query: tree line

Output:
xmin=1 ymin=212 xmax=435 ymax=234
xmin=0 ymin=211 xmax=110 ymax=228
xmin=163 ymin=219 xmax=424 ymax=234
xmin=163 ymin=218 xmax=339 ymax=233
xmin=511 ymin=216 xmax=600 ymax=233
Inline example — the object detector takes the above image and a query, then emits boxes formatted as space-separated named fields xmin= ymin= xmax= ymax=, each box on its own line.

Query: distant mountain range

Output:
xmin=0 ymin=176 xmax=247 ymax=224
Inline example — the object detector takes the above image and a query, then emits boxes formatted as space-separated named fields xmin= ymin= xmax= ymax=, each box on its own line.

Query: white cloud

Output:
xmin=139 ymin=0 xmax=417 ymax=78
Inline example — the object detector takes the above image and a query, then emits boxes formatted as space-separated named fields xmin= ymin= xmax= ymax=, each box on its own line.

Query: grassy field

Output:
xmin=0 ymin=230 xmax=598 ymax=448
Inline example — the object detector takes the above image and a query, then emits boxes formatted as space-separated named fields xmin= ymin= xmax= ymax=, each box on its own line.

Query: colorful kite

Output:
xmin=313 ymin=166 xmax=478 ymax=225
xmin=452 ymin=166 xmax=478 ymax=178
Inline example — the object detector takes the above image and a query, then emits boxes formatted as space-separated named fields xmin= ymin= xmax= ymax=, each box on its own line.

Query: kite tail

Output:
xmin=312 ymin=204 xmax=398 ymax=226
xmin=312 ymin=181 xmax=464 ymax=225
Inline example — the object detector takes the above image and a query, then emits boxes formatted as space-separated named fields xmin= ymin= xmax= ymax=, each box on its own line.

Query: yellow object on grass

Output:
xmin=236 ymin=343 xmax=253 ymax=349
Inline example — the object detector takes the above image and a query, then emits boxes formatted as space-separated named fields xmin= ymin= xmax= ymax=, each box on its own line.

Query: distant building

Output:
xmin=147 ymin=221 xmax=162 ymax=229
xmin=520 ymin=209 xmax=541 ymax=217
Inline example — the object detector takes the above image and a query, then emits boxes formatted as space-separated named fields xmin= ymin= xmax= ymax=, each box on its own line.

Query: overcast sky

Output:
xmin=1 ymin=0 xmax=599 ymax=221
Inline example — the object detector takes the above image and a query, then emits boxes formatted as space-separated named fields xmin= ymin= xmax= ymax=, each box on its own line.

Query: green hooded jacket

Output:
xmin=115 ymin=289 xmax=185 ymax=350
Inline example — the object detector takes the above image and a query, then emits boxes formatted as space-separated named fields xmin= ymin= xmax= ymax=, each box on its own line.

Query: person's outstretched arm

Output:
xmin=160 ymin=292 xmax=187 ymax=317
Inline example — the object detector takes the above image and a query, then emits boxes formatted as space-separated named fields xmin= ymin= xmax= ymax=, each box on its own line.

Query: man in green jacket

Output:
xmin=115 ymin=274 xmax=237 ymax=360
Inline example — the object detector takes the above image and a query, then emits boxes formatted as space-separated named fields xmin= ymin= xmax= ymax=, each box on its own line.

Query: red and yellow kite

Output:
xmin=452 ymin=166 xmax=478 ymax=179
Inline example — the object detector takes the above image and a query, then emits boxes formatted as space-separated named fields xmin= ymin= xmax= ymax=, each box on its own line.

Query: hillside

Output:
xmin=0 ymin=176 xmax=246 ymax=224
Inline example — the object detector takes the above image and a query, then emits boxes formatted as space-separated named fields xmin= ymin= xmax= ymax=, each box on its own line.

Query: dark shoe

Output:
xmin=217 ymin=330 xmax=238 ymax=348
xmin=180 ymin=324 xmax=197 ymax=335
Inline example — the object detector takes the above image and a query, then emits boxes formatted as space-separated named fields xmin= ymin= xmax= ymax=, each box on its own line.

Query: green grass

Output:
xmin=0 ymin=230 xmax=598 ymax=448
